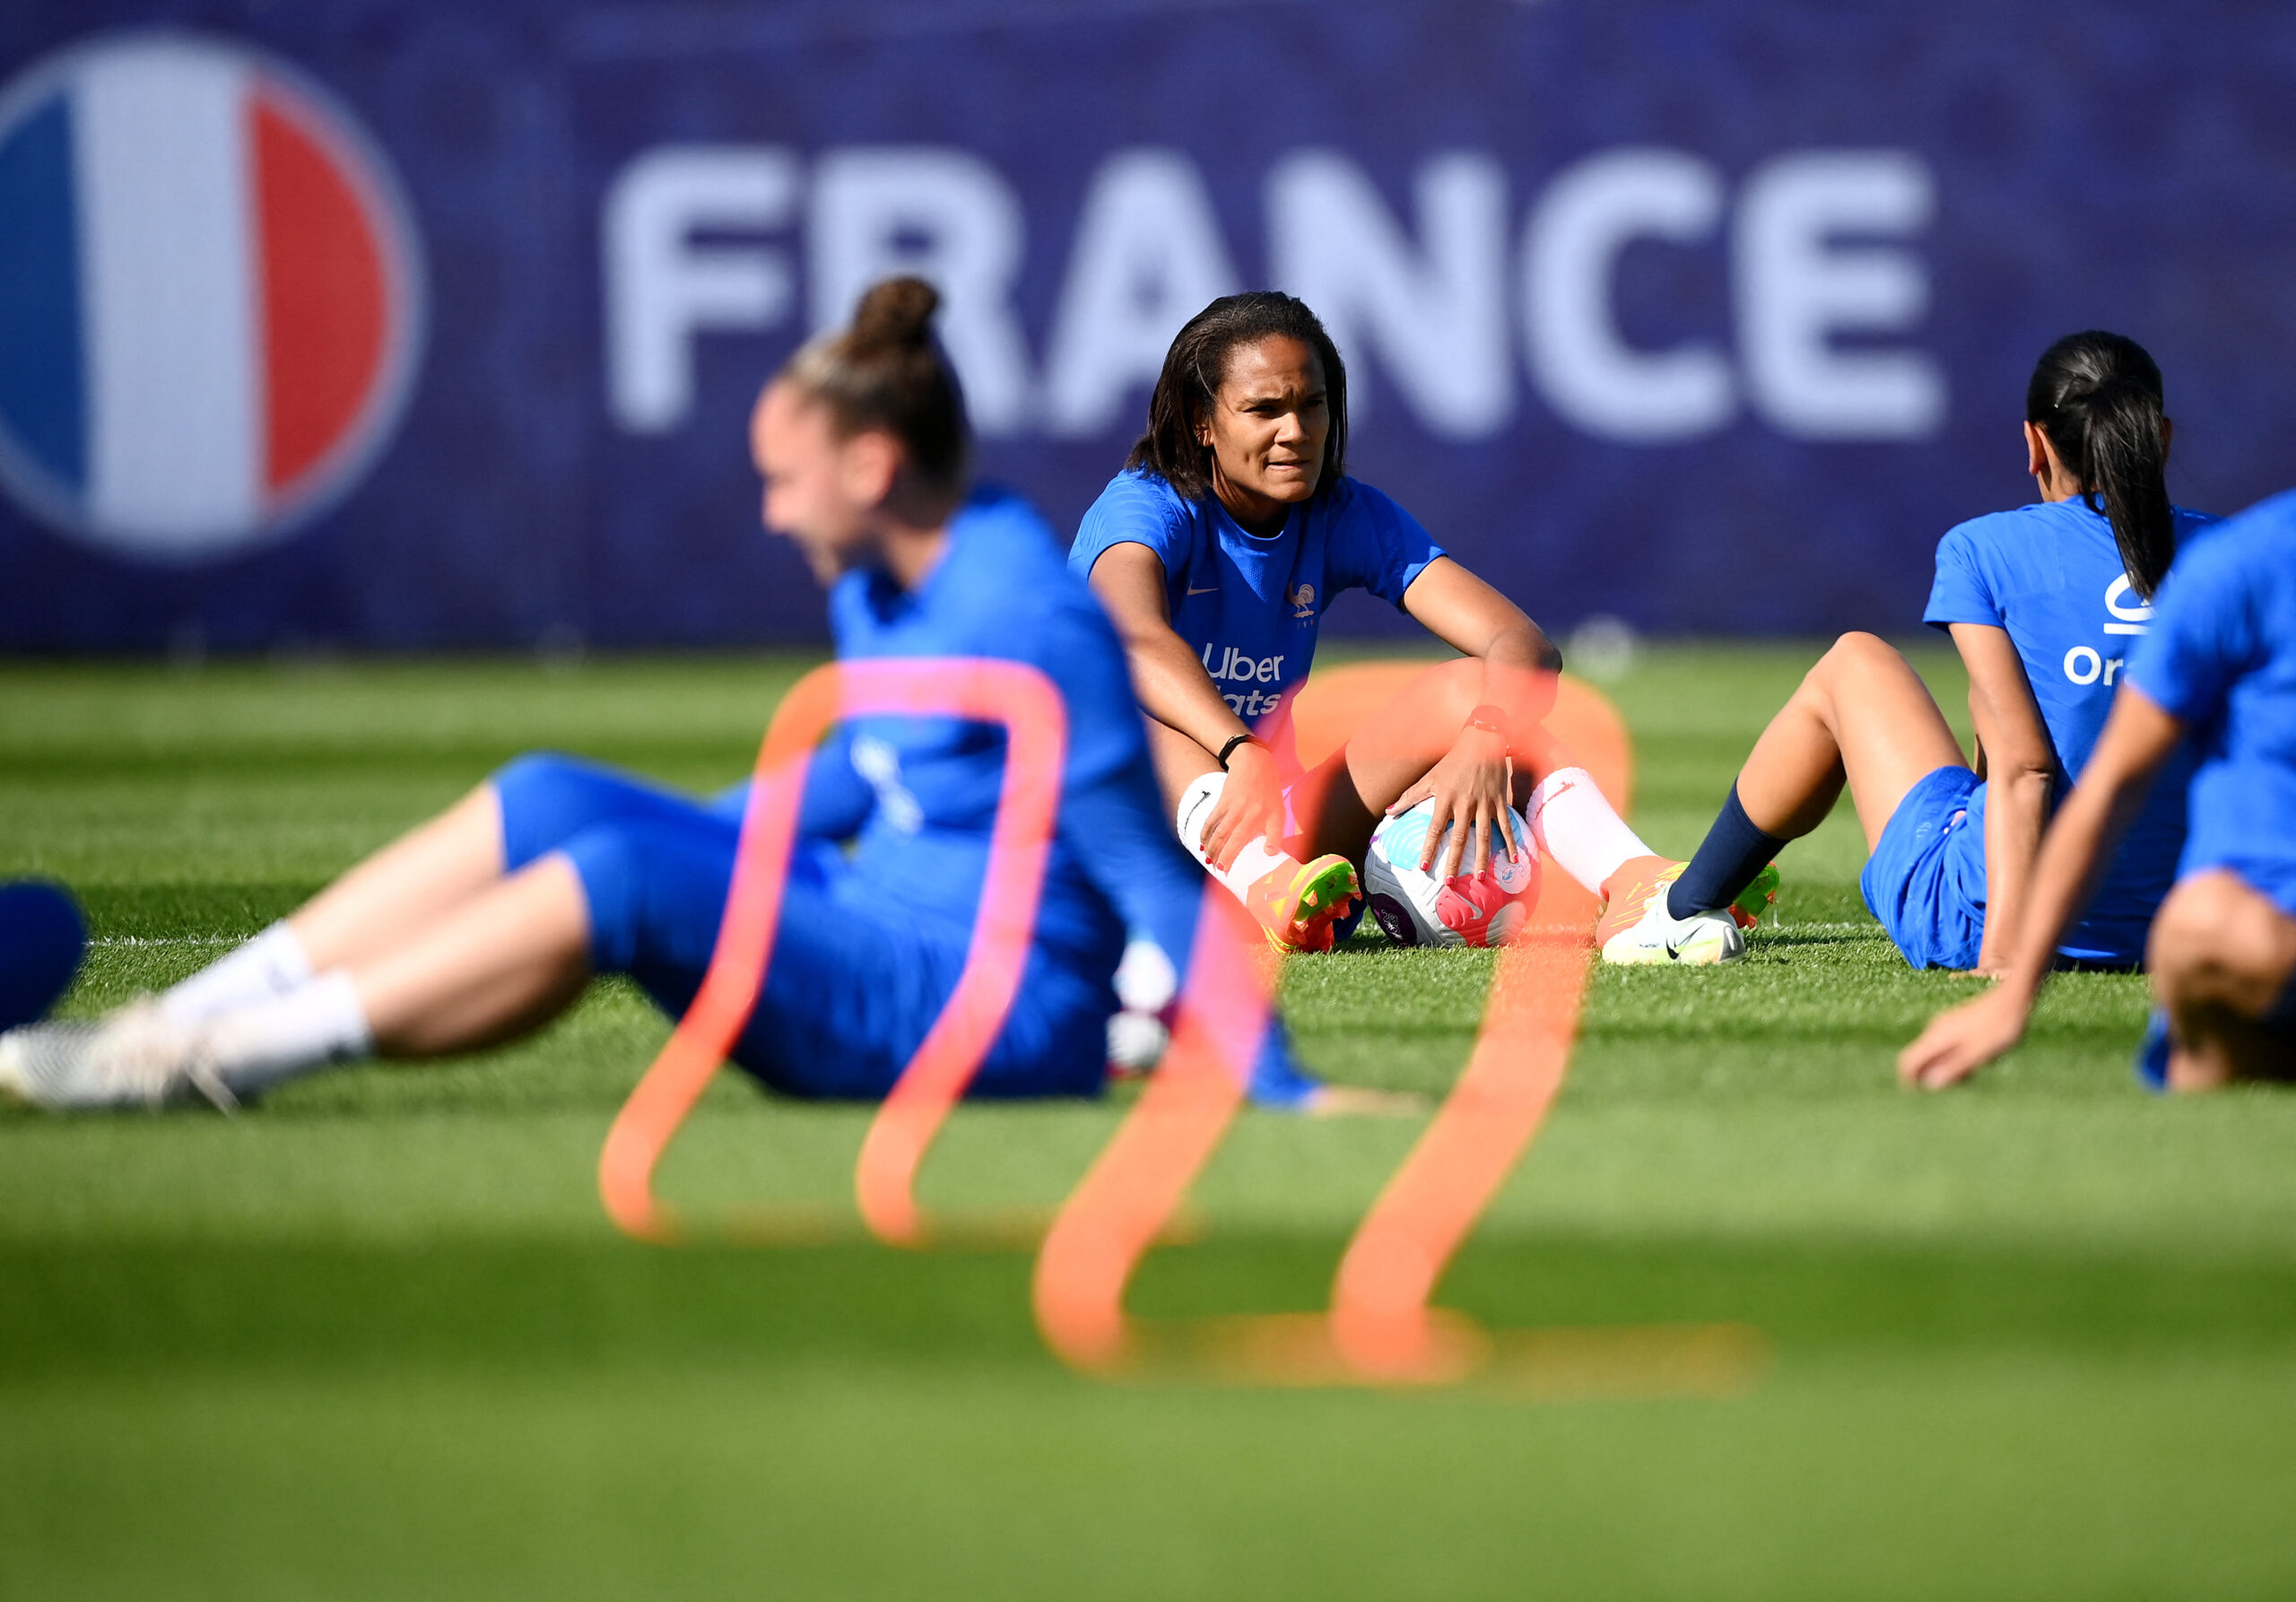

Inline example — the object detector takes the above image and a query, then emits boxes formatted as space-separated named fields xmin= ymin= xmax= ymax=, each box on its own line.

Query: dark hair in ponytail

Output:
xmin=1126 ymin=292 xmax=1348 ymax=504
xmin=781 ymin=276 xmax=968 ymax=496
xmin=2026 ymin=330 xmax=2176 ymax=599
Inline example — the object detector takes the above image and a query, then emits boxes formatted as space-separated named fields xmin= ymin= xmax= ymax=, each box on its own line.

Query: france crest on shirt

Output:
xmin=0 ymin=31 xmax=423 ymax=560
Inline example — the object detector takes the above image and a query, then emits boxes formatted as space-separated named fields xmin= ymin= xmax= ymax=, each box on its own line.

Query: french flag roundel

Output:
xmin=0 ymin=32 xmax=423 ymax=559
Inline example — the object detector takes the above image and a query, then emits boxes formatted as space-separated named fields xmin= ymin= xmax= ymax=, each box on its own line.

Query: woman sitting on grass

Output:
xmin=1615 ymin=331 xmax=2213 ymax=977
xmin=0 ymin=279 xmax=1332 ymax=1113
xmin=1902 ymin=488 xmax=2296 ymax=1091
xmin=1068 ymin=292 xmax=1762 ymax=962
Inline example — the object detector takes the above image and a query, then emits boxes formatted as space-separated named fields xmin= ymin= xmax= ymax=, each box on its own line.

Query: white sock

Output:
xmin=161 ymin=922 xmax=313 ymax=1023
xmin=1176 ymin=771 xmax=1301 ymax=903
xmin=1528 ymin=768 xmax=1656 ymax=894
xmin=202 ymin=971 xmax=374 ymax=1096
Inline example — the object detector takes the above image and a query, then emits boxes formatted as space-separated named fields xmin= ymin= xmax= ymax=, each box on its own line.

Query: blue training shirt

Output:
xmin=2127 ymin=490 xmax=2296 ymax=913
xmin=1924 ymin=497 xmax=2215 ymax=963
xmin=1066 ymin=468 xmax=1445 ymax=758
xmin=790 ymin=485 xmax=1316 ymax=1104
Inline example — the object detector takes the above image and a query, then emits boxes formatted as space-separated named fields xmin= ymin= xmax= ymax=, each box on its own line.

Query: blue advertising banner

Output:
xmin=2 ymin=1 xmax=2292 ymax=650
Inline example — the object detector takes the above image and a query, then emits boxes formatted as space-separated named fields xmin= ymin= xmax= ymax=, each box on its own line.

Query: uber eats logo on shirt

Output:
xmin=1203 ymin=644 xmax=1287 ymax=717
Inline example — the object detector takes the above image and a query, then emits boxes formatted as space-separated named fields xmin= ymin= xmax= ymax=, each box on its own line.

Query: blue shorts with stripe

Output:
xmin=491 ymin=753 xmax=1108 ymax=1100
xmin=1859 ymin=765 xmax=1987 ymax=971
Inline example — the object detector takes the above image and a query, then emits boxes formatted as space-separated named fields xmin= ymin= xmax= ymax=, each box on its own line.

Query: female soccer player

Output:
xmin=0 ymin=280 xmax=1325 ymax=1112
xmin=1069 ymin=292 xmax=1713 ymax=957
xmin=1900 ymin=490 xmax=2296 ymax=1091
xmin=1624 ymin=331 xmax=2213 ymax=973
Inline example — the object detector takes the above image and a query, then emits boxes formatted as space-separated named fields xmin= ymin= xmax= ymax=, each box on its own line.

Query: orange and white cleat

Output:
xmin=1594 ymin=856 xmax=1744 ymax=966
xmin=1243 ymin=853 xmax=1362 ymax=953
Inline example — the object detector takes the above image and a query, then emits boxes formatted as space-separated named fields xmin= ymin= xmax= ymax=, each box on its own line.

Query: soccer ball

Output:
xmin=1364 ymin=800 xmax=1539 ymax=949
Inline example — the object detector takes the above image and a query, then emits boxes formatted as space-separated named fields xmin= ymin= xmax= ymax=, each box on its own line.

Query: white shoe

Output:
xmin=1597 ymin=892 xmax=1746 ymax=966
xmin=0 ymin=1002 xmax=235 ymax=1111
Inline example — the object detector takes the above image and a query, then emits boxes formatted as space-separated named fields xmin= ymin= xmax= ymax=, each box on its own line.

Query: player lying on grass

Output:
xmin=1069 ymin=291 xmax=1767 ymax=959
xmin=0 ymin=278 xmax=1345 ymax=1114
xmin=1901 ymin=488 xmax=2296 ymax=1091
xmin=1621 ymin=331 xmax=2211 ymax=973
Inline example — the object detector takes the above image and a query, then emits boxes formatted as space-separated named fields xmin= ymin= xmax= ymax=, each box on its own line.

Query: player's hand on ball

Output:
xmin=1387 ymin=727 xmax=1515 ymax=878
xmin=1201 ymin=740 xmax=1287 ymax=869
xmin=1898 ymin=982 xmax=2033 ymax=1090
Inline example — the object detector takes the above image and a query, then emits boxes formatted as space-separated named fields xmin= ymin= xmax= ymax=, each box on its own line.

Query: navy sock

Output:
xmin=1667 ymin=784 xmax=1786 ymax=919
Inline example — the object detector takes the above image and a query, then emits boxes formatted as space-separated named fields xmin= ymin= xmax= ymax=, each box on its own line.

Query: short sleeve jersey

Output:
xmin=1923 ymin=497 xmax=2218 ymax=962
xmin=2126 ymin=490 xmax=2296 ymax=911
xmin=826 ymin=488 xmax=1198 ymax=973
xmin=822 ymin=485 xmax=1317 ymax=1104
xmin=1066 ymin=469 xmax=1445 ymax=752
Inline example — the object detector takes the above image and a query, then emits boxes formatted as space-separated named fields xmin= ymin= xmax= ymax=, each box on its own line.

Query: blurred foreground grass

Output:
xmin=1 ymin=644 xmax=2292 ymax=1602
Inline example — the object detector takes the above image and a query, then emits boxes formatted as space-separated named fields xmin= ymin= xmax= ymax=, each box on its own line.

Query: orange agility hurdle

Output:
xmin=1034 ymin=665 xmax=1767 ymax=1395
xmin=598 ymin=657 xmax=1065 ymax=1248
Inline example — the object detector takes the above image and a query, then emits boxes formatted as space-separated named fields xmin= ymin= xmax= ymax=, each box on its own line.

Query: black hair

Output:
xmin=781 ymin=275 xmax=968 ymax=496
xmin=2026 ymin=330 xmax=2176 ymax=599
xmin=1126 ymin=292 xmax=1348 ymax=504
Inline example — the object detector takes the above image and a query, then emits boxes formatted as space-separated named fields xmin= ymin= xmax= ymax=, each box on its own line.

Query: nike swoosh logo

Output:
xmin=1187 ymin=586 xmax=1219 ymax=596
xmin=1664 ymin=938 xmax=1683 ymax=962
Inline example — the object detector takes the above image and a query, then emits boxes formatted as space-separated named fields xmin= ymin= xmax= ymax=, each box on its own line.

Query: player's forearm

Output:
xmin=1993 ymin=691 xmax=2183 ymax=995
xmin=1992 ymin=777 xmax=2145 ymax=1001
xmin=1975 ymin=767 xmax=2051 ymax=972
xmin=1126 ymin=631 xmax=1254 ymax=753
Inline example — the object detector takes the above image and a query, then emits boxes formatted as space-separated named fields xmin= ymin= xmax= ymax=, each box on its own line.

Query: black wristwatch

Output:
xmin=1465 ymin=704 xmax=1510 ymax=743
xmin=1216 ymin=733 xmax=1261 ymax=771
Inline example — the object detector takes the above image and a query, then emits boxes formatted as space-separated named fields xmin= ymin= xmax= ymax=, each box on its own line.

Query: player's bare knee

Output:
xmin=1805 ymin=631 xmax=1912 ymax=724
xmin=2150 ymin=873 xmax=2260 ymax=1006
xmin=1791 ymin=632 xmax=1878 ymax=715
xmin=1411 ymin=657 xmax=1487 ymax=727
xmin=1824 ymin=631 xmax=1904 ymax=682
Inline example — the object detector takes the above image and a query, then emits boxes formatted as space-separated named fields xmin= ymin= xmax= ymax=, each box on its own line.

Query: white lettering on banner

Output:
xmin=1521 ymin=148 xmax=1735 ymax=442
xmin=809 ymin=147 xmax=1033 ymax=434
xmin=603 ymin=146 xmax=800 ymax=434
xmin=1268 ymin=151 xmax=1511 ymax=440
xmin=1736 ymin=152 xmax=1944 ymax=440
xmin=598 ymin=143 xmax=1944 ymax=446
xmin=1043 ymin=150 xmax=1239 ymax=437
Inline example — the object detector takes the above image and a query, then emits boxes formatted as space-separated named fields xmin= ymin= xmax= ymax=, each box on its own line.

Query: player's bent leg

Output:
xmin=0 ymin=852 xmax=596 ymax=1111
xmin=1317 ymin=658 xmax=1488 ymax=861
xmin=1742 ymin=632 xmax=1964 ymax=853
xmin=1652 ymin=634 xmax=1961 ymax=963
xmin=355 ymin=855 xmax=593 ymax=1057
xmin=2147 ymin=870 xmax=2296 ymax=1089
xmin=158 ymin=753 xmax=713 ymax=1032
xmin=1144 ymin=719 xmax=1216 ymax=815
xmin=1175 ymin=769 xmax=1359 ymax=953
xmin=1326 ymin=658 xmax=1657 ymax=901
xmin=1146 ymin=718 xmax=1361 ymax=953
xmin=151 ymin=781 xmax=504 ymax=1030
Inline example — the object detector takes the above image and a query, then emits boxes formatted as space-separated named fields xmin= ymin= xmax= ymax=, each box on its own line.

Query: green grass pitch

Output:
xmin=4 ymin=644 xmax=2294 ymax=1600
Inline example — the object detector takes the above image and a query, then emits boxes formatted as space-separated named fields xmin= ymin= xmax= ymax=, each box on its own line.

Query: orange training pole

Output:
xmin=598 ymin=657 xmax=1065 ymax=1246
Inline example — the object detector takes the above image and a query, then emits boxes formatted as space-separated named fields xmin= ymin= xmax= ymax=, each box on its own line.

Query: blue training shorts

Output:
xmin=1859 ymin=765 xmax=1987 ymax=971
xmin=492 ymin=753 xmax=1108 ymax=1100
